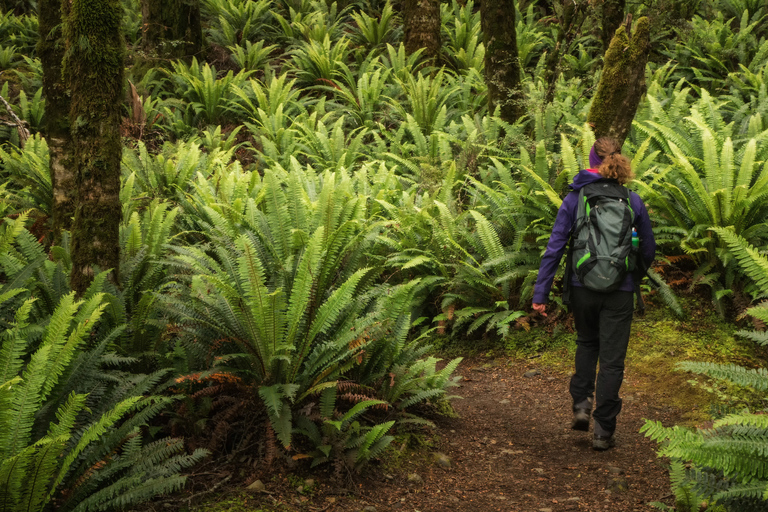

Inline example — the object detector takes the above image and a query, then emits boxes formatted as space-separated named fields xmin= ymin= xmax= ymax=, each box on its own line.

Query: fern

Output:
xmin=0 ymin=219 xmax=206 ymax=512
xmin=165 ymin=166 xmax=461 ymax=464
xmin=645 ymin=231 xmax=768 ymax=510
xmin=349 ymin=1 xmax=397 ymax=49
xmin=0 ymin=292 xmax=204 ymax=512
xmin=711 ymin=227 xmax=768 ymax=298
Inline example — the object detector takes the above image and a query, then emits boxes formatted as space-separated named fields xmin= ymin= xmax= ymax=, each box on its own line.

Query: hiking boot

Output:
xmin=571 ymin=398 xmax=592 ymax=431
xmin=592 ymin=434 xmax=615 ymax=451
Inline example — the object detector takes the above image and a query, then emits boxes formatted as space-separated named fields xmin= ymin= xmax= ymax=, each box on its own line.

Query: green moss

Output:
xmin=38 ymin=0 xmax=75 ymax=239
xmin=626 ymin=300 xmax=762 ymax=425
xmin=403 ymin=0 xmax=441 ymax=63
xmin=481 ymin=0 xmax=523 ymax=123
xmin=500 ymin=298 xmax=764 ymax=426
xmin=64 ymin=0 xmax=124 ymax=293
xmin=587 ymin=17 xmax=651 ymax=144
xmin=600 ymin=0 xmax=626 ymax=52
xmin=191 ymin=492 xmax=276 ymax=512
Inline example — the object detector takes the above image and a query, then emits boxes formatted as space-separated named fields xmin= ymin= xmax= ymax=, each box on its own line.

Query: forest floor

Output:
xmin=157 ymin=301 xmax=761 ymax=512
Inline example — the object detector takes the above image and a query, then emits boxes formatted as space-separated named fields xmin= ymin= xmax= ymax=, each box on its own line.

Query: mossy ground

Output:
xmin=431 ymin=289 xmax=766 ymax=428
xmin=489 ymin=293 xmax=765 ymax=426
xmin=190 ymin=492 xmax=273 ymax=512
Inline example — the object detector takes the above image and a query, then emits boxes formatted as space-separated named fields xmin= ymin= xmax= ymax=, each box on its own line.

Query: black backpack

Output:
xmin=569 ymin=179 xmax=636 ymax=292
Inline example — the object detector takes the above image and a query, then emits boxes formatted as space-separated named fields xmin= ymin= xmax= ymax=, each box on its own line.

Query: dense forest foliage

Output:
xmin=0 ymin=0 xmax=767 ymax=510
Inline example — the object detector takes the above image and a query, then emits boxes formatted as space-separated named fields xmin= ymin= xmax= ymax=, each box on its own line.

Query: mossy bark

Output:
xmin=38 ymin=0 xmax=75 ymax=242
xmin=140 ymin=0 xmax=202 ymax=60
xmin=481 ymin=0 xmax=523 ymax=124
xmin=587 ymin=17 xmax=650 ymax=146
xmin=403 ymin=0 xmax=441 ymax=64
xmin=600 ymin=0 xmax=626 ymax=53
xmin=64 ymin=0 xmax=124 ymax=294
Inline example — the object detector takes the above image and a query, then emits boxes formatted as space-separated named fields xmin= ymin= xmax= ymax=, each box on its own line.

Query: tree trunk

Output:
xmin=542 ymin=1 xmax=586 ymax=105
xmin=587 ymin=17 xmax=651 ymax=146
xmin=64 ymin=0 xmax=124 ymax=294
xmin=600 ymin=0 xmax=625 ymax=53
xmin=2 ymin=1 xmax=34 ymax=14
xmin=402 ymin=0 xmax=441 ymax=63
xmin=481 ymin=0 xmax=523 ymax=123
xmin=140 ymin=0 xmax=202 ymax=60
xmin=530 ymin=0 xmax=554 ymax=17
xmin=38 ymin=0 xmax=75 ymax=242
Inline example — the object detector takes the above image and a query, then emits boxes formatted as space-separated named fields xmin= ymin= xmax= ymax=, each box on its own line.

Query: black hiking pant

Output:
xmin=569 ymin=287 xmax=634 ymax=436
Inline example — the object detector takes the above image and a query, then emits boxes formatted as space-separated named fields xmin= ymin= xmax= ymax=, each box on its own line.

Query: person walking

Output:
xmin=531 ymin=137 xmax=656 ymax=451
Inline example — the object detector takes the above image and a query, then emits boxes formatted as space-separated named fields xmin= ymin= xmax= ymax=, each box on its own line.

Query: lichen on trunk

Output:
xmin=38 ymin=0 xmax=75 ymax=242
xmin=481 ymin=0 xmax=523 ymax=124
xmin=587 ymin=17 xmax=651 ymax=146
xmin=64 ymin=0 xmax=124 ymax=294
xmin=402 ymin=0 xmax=441 ymax=64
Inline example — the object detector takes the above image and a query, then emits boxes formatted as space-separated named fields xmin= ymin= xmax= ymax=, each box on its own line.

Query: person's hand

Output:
xmin=532 ymin=303 xmax=547 ymax=317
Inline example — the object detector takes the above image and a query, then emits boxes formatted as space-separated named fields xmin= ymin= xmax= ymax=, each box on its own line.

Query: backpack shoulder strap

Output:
xmin=625 ymin=187 xmax=636 ymax=223
xmin=562 ymin=191 xmax=583 ymax=306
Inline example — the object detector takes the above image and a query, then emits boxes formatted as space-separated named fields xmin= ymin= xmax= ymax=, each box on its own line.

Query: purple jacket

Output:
xmin=532 ymin=169 xmax=656 ymax=304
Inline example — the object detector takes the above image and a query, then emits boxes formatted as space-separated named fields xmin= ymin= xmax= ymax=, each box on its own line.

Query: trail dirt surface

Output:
xmin=191 ymin=357 xmax=680 ymax=512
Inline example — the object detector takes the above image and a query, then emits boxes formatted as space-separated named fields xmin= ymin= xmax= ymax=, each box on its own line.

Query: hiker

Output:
xmin=531 ymin=137 xmax=656 ymax=451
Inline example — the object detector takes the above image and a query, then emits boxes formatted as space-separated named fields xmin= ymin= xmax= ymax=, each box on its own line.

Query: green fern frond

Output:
xmin=711 ymin=227 xmax=768 ymax=293
xmin=677 ymin=361 xmax=768 ymax=390
xmin=0 ymin=297 xmax=35 ymax=384
xmin=648 ymin=268 xmax=685 ymax=318
xmin=736 ymin=330 xmax=768 ymax=346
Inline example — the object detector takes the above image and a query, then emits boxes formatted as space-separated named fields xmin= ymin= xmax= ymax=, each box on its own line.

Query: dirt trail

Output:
xmin=349 ymin=358 xmax=679 ymax=512
xmin=218 ymin=357 xmax=681 ymax=512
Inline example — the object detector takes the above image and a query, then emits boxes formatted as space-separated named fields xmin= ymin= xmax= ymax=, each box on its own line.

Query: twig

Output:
xmin=308 ymin=504 xmax=334 ymax=512
xmin=0 ymin=88 xmax=30 ymax=147
xmin=185 ymin=474 xmax=232 ymax=507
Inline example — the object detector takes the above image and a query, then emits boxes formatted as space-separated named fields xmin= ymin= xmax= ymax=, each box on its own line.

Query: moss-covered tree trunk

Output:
xmin=64 ymin=0 xmax=124 ymax=294
xmin=481 ymin=0 xmax=523 ymax=123
xmin=600 ymin=0 xmax=625 ymax=53
xmin=38 ymin=0 xmax=75 ymax=242
xmin=140 ymin=0 xmax=202 ymax=60
xmin=587 ymin=17 xmax=650 ymax=146
xmin=403 ymin=0 xmax=441 ymax=63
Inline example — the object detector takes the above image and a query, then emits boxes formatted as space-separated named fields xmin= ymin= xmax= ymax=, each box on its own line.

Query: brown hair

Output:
xmin=594 ymin=137 xmax=634 ymax=185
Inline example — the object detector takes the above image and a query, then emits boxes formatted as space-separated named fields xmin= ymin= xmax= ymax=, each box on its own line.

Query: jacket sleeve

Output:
xmin=532 ymin=194 xmax=575 ymax=304
xmin=631 ymin=192 xmax=656 ymax=268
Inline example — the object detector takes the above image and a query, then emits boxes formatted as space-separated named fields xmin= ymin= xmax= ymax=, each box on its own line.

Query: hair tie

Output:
xmin=610 ymin=151 xmax=619 ymax=156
